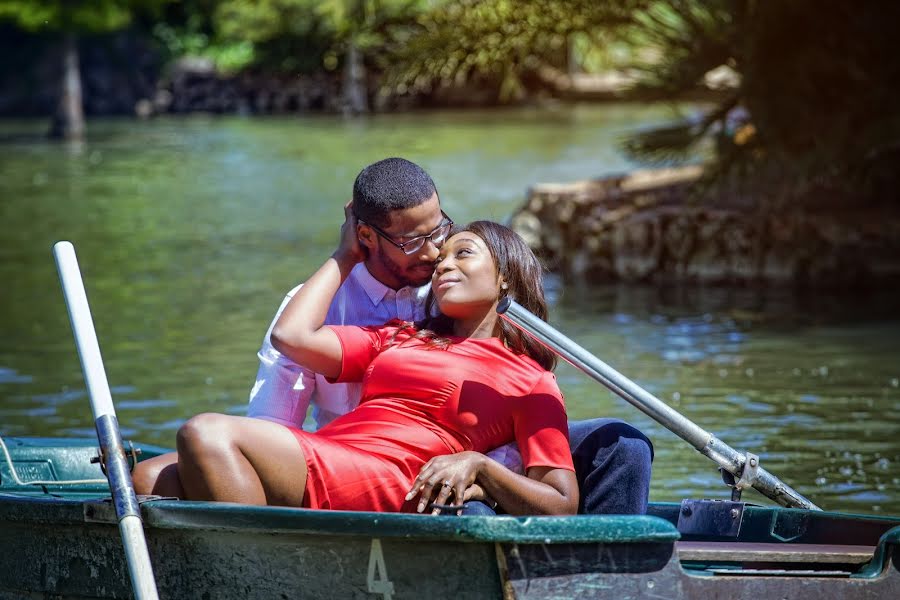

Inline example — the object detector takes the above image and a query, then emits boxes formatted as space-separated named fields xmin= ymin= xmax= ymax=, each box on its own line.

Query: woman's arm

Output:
xmin=270 ymin=204 xmax=365 ymax=379
xmin=480 ymin=461 xmax=578 ymax=515
xmin=408 ymin=452 xmax=578 ymax=516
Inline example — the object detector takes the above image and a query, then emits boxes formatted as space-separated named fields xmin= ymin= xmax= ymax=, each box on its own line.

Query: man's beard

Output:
xmin=375 ymin=251 xmax=433 ymax=288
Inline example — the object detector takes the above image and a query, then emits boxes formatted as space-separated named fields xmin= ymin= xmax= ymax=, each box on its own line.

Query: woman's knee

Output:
xmin=177 ymin=413 xmax=235 ymax=459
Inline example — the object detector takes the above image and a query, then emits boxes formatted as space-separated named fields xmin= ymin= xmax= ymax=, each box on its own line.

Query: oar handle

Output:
xmin=497 ymin=297 xmax=821 ymax=511
xmin=54 ymin=241 xmax=116 ymax=417
xmin=53 ymin=241 xmax=160 ymax=600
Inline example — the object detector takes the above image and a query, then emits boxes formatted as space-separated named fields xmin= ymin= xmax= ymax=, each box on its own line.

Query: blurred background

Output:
xmin=1 ymin=0 xmax=898 ymax=515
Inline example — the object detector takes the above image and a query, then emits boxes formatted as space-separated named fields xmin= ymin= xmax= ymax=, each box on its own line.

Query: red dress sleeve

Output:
xmin=513 ymin=371 xmax=574 ymax=472
xmin=327 ymin=320 xmax=411 ymax=383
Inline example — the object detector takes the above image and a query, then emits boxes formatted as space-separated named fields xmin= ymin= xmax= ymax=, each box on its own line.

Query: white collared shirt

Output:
xmin=248 ymin=262 xmax=430 ymax=430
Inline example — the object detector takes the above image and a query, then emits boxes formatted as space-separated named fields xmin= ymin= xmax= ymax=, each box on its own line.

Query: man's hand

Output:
xmin=333 ymin=201 xmax=366 ymax=265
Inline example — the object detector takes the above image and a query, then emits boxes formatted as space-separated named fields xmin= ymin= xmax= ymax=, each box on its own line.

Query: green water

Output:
xmin=1 ymin=105 xmax=897 ymax=515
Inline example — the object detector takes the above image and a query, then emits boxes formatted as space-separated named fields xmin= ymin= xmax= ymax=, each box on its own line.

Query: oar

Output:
xmin=497 ymin=297 xmax=821 ymax=511
xmin=53 ymin=241 xmax=160 ymax=600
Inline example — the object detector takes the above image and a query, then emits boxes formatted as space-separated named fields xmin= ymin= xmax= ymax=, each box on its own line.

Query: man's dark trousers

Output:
xmin=461 ymin=417 xmax=653 ymax=515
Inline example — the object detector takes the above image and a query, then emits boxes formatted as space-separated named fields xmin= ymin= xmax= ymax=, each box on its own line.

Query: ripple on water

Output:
xmin=661 ymin=349 xmax=708 ymax=363
xmin=59 ymin=427 xmax=103 ymax=438
xmin=725 ymin=396 xmax=776 ymax=414
xmin=0 ymin=367 xmax=33 ymax=384
xmin=115 ymin=398 xmax=179 ymax=410
xmin=775 ymin=413 xmax=823 ymax=427
xmin=28 ymin=389 xmax=87 ymax=404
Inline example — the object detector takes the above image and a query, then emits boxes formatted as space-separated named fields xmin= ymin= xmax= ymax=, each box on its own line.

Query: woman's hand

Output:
xmin=406 ymin=452 xmax=487 ymax=515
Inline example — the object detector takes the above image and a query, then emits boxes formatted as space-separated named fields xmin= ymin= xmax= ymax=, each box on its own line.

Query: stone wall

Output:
xmin=511 ymin=166 xmax=900 ymax=288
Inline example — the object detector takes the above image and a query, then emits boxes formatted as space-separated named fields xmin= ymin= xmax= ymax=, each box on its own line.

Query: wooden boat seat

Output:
xmin=676 ymin=541 xmax=876 ymax=565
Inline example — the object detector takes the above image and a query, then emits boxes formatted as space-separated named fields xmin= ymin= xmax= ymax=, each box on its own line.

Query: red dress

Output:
xmin=287 ymin=322 xmax=573 ymax=512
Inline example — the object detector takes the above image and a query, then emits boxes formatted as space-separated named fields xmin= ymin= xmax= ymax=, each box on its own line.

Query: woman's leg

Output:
xmin=176 ymin=413 xmax=308 ymax=506
xmin=133 ymin=451 xmax=184 ymax=497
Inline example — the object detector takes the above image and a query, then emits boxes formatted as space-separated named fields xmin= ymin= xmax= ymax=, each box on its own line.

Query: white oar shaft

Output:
xmin=54 ymin=241 xmax=115 ymax=417
xmin=53 ymin=241 xmax=160 ymax=600
xmin=121 ymin=516 xmax=159 ymax=598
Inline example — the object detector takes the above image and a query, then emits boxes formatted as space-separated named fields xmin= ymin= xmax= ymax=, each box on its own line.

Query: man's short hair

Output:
xmin=352 ymin=158 xmax=438 ymax=227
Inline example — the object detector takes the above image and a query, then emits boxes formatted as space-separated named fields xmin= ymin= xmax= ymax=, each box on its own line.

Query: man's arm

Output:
xmin=270 ymin=204 xmax=365 ymax=378
xmin=247 ymin=285 xmax=317 ymax=428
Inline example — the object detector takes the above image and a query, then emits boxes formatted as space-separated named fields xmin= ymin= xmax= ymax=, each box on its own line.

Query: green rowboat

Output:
xmin=1 ymin=437 xmax=898 ymax=599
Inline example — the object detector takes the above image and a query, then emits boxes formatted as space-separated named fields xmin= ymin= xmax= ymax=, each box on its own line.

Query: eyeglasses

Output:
xmin=360 ymin=211 xmax=454 ymax=255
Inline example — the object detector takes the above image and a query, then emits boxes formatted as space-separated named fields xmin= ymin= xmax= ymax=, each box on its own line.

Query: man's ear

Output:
xmin=357 ymin=223 xmax=377 ymax=251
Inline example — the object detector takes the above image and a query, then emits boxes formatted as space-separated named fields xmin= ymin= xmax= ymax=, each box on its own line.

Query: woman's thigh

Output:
xmin=187 ymin=415 xmax=309 ymax=507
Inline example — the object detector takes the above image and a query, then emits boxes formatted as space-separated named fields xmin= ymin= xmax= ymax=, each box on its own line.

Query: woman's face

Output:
xmin=432 ymin=231 xmax=503 ymax=319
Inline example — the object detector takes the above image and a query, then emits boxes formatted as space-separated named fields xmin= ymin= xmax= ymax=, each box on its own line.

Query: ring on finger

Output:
xmin=442 ymin=480 xmax=452 ymax=487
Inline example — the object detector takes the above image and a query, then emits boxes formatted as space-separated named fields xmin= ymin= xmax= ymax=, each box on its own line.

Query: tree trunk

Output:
xmin=49 ymin=33 xmax=85 ymax=140
xmin=342 ymin=39 xmax=369 ymax=115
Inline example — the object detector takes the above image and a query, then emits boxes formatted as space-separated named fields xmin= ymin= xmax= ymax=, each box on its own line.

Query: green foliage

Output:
xmin=620 ymin=1 xmax=738 ymax=164
xmin=383 ymin=0 xmax=651 ymax=101
xmin=624 ymin=0 xmax=900 ymax=203
xmin=0 ymin=0 xmax=168 ymax=33
xmin=151 ymin=1 xmax=257 ymax=73
xmin=209 ymin=0 xmax=424 ymax=73
xmin=627 ymin=1 xmax=734 ymax=97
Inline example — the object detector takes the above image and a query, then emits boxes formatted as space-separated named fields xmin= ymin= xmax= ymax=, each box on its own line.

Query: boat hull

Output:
xmin=1 ymin=437 xmax=898 ymax=599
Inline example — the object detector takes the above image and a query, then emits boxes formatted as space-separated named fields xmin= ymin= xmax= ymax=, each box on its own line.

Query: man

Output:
xmin=246 ymin=157 xmax=653 ymax=515
xmin=248 ymin=157 xmax=442 ymax=429
xmin=135 ymin=157 xmax=652 ymax=514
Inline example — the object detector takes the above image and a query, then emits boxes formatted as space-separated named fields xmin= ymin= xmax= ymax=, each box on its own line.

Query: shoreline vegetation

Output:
xmin=0 ymin=28 xmax=729 ymax=120
xmin=2 ymin=1 xmax=897 ymax=288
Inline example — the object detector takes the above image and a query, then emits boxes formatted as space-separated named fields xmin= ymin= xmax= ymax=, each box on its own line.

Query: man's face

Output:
xmin=361 ymin=192 xmax=446 ymax=289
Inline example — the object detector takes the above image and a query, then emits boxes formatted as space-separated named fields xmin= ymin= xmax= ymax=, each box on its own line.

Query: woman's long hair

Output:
xmin=409 ymin=221 xmax=557 ymax=371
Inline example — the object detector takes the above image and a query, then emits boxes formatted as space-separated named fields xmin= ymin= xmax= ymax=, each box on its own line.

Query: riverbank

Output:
xmin=512 ymin=166 xmax=900 ymax=288
xmin=0 ymin=28 xmax=722 ymax=118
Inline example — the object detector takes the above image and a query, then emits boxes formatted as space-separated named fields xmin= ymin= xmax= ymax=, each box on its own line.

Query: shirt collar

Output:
xmin=353 ymin=263 xmax=431 ymax=307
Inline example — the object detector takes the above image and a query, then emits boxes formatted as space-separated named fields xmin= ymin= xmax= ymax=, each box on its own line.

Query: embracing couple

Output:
xmin=133 ymin=158 xmax=652 ymax=516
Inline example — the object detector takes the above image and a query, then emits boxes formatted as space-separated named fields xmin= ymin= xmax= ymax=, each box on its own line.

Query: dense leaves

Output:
xmin=209 ymin=0 xmax=425 ymax=73
xmin=623 ymin=1 xmax=900 ymax=203
xmin=0 ymin=0 xmax=168 ymax=33
xmin=383 ymin=0 xmax=652 ymax=101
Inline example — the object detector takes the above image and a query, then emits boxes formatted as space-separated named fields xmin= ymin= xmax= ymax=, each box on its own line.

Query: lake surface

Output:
xmin=1 ymin=105 xmax=897 ymax=515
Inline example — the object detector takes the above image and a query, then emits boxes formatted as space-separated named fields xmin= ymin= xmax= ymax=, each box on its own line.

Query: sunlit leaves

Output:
xmin=382 ymin=0 xmax=651 ymax=102
xmin=0 ymin=0 xmax=169 ymax=33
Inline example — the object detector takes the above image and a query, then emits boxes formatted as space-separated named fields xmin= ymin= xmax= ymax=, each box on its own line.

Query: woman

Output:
xmin=173 ymin=214 xmax=578 ymax=515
